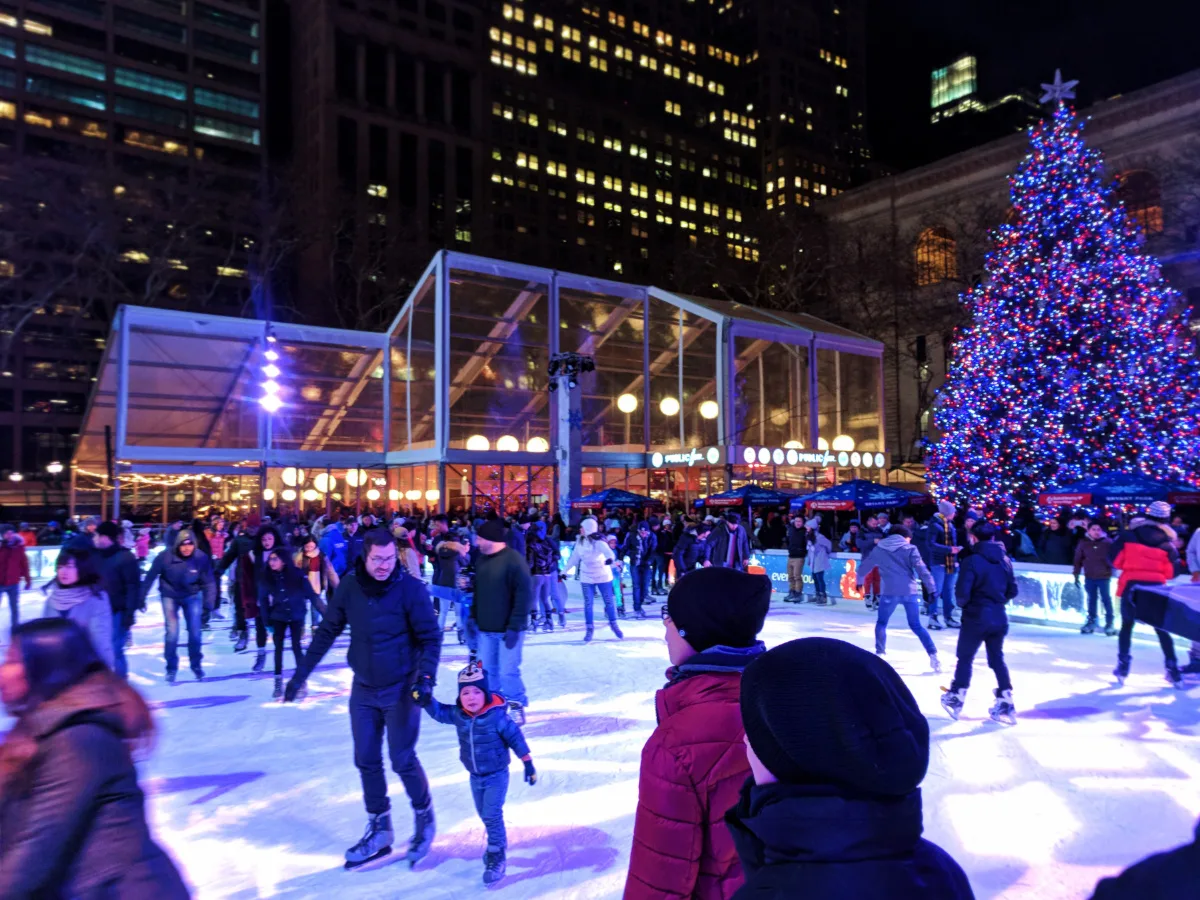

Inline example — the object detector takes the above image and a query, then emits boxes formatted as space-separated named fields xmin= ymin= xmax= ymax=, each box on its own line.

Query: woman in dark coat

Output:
xmin=259 ymin=548 xmax=325 ymax=699
xmin=0 ymin=617 xmax=191 ymax=898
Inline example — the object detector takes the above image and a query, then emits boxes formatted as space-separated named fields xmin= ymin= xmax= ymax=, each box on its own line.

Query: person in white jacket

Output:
xmin=564 ymin=517 xmax=624 ymax=643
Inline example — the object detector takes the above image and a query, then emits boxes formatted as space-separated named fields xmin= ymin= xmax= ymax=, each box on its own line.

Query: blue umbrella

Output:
xmin=699 ymin=484 xmax=803 ymax=508
xmin=792 ymin=479 xmax=928 ymax=513
xmin=571 ymin=488 xmax=660 ymax=510
xmin=1039 ymin=473 xmax=1200 ymax=507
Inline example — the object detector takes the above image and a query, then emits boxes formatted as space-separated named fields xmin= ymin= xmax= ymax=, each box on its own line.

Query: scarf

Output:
xmin=48 ymin=583 xmax=96 ymax=614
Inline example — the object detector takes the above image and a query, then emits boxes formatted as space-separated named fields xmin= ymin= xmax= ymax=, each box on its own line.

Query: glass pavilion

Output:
xmin=71 ymin=251 xmax=885 ymax=520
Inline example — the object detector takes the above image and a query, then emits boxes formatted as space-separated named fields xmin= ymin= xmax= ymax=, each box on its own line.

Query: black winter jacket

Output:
xmin=525 ymin=535 xmax=560 ymax=576
xmin=1037 ymin=529 xmax=1075 ymax=566
xmin=673 ymin=530 xmax=707 ymax=570
xmin=725 ymin=780 xmax=974 ymax=900
xmin=259 ymin=565 xmax=326 ymax=623
xmin=472 ymin=547 xmax=533 ymax=634
xmin=294 ymin=558 xmax=441 ymax=689
xmin=95 ymin=544 xmax=141 ymax=614
xmin=1091 ymin=816 xmax=1200 ymax=900
xmin=140 ymin=540 xmax=217 ymax=609
xmin=955 ymin=541 xmax=1018 ymax=611
xmin=623 ymin=531 xmax=657 ymax=567
xmin=705 ymin=523 xmax=752 ymax=569
xmin=786 ymin=523 xmax=808 ymax=559
xmin=0 ymin=677 xmax=191 ymax=899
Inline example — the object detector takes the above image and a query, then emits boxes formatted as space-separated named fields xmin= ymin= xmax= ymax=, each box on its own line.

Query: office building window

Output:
xmin=114 ymin=7 xmax=186 ymax=43
xmin=116 ymin=94 xmax=187 ymax=128
xmin=116 ymin=67 xmax=187 ymax=100
xmin=0 ymin=37 xmax=16 ymax=58
xmin=195 ymin=3 xmax=259 ymax=38
xmin=194 ymin=87 xmax=258 ymax=117
xmin=24 ymin=44 xmax=106 ymax=80
xmin=195 ymin=114 xmax=260 ymax=145
xmin=914 ymin=227 xmax=958 ymax=286
xmin=194 ymin=30 xmax=259 ymax=65
xmin=24 ymin=74 xmax=106 ymax=110
xmin=1114 ymin=170 xmax=1164 ymax=236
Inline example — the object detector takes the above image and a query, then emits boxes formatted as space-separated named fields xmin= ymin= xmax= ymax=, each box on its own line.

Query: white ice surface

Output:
xmin=5 ymin=586 xmax=1200 ymax=900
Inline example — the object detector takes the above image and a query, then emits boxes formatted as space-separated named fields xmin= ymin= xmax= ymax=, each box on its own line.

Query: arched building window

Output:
xmin=1115 ymin=170 xmax=1164 ymax=236
xmin=915 ymin=226 xmax=958 ymax=286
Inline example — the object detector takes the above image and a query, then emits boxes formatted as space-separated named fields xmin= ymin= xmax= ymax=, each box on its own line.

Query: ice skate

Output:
xmin=1166 ymin=661 xmax=1185 ymax=690
xmin=930 ymin=654 xmax=942 ymax=674
xmin=191 ymin=667 xmax=204 ymax=682
xmin=940 ymin=687 xmax=966 ymax=720
xmin=1114 ymin=654 xmax=1131 ymax=686
xmin=1104 ymin=622 xmax=1117 ymax=637
xmin=989 ymin=689 xmax=1016 ymax=725
xmin=252 ymin=648 xmax=266 ymax=673
xmin=507 ymin=701 xmax=525 ymax=726
xmin=609 ymin=620 xmax=624 ymax=640
xmin=344 ymin=812 xmax=393 ymax=870
xmin=927 ymin=615 xmax=943 ymax=631
xmin=635 ymin=609 xmax=647 ymax=619
xmin=827 ymin=595 xmax=837 ymax=606
xmin=584 ymin=626 xmax=594 ymax=643
xmin=234 ymin=629 xmax=248 ymax=652
xmin=273 ymin=676 xmax=283 ymax=700
xmin=482 ymin=847 xmax=506 ymax=885
xmin=558 ymin=613 xmax=566 ymax=628
xmin=166 ymin=670 xmax=177 ymax=685
xmin=946 ymin=615 xmax=961 ymax=629
xmin=406 ymin=803 xmax=435 ymax=868
xmin=542 ymin=615 xmax=554 ymax=633
xmin=1080 ymin=618 xmax=1097 ymax=635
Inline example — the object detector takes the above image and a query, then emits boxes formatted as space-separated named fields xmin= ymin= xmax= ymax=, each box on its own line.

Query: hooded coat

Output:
xmin=724 ymin=780 xmax=974 ymax=900
xmin=1110 ymin=522 xmax=1179 ymax=598
xmin=954 ymin=541 xmax=1018 ymax=611
xmin=139 ymin=530 xmax=217 ymax=611
xmin=0 ymin=674 xmax=191 ymax=899
xmin=425 ymin=693 xmax=531 ymax=777
xmin=857 ymin=534 xmax=936 ymax=597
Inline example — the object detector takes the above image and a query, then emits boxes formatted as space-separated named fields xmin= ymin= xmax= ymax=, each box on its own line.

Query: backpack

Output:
xmin=1014 ymin=529 xmax=1036 ymax=560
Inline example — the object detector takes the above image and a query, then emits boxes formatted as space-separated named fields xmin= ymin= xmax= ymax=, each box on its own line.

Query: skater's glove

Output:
xmin=523 ymin=759 xmax=537 ymax=786
xmin=283 ymin=678 xmax=302 ymax=703
xmin=411 ymin=675 xmax=434 ymax=707
xmin=504 ymin=629 xmax=520 ymax=650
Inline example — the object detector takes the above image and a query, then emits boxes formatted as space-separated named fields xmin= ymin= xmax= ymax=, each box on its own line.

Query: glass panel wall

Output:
xmin=447 ymin=270 xmax=550 ymax=451
xmin=560 ymin=288 xmax=646 ymax=452
xmin=733 ymin=338 xmax=808 ymax=448
xmin=389 ymin=272 xmax=436 ymax=452
xmin=646 ymin=299 xmax=682 ymax=450
xmin=269 ymin=341 xmax=385 ymax=453
xmin=816 ymin=348 xmax=881 ymax=454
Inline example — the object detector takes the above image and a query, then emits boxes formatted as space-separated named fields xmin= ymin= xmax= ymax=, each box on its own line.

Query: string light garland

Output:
xmin=927 ymin=97 xmax=1200 ymax=515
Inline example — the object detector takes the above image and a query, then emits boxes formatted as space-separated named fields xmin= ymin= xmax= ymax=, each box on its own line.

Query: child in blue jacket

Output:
xmin=419 ymin=661 xmax=537 ymax=885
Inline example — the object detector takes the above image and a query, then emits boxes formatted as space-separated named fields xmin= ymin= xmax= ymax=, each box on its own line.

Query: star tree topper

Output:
xmin=1039 ymin=69 xmax=1079 ymax=104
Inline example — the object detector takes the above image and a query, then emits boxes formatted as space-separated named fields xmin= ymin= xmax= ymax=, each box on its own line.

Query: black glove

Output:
xmin=523 ymin=759 xmax=537 ymax=786
xmin=411 ymin=675 xmax=434 ymax=707
xmin=283 ymin=678 xmax=302 ymax=703
xmin=504 ymin=629 xmax=520 ymax=650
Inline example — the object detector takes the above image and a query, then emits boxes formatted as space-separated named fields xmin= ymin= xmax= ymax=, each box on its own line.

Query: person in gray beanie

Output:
xmin=803 ymin=517 xmax=833 ymax=605
xmin=729 ymin=637 xmax=975 ymax=899
xmin=924 ymin=499 xmax=961 ymax=630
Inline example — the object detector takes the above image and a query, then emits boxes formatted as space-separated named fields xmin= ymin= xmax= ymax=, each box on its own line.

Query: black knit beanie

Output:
xmin=667 ymin=567 xmax=770 ymax=652
xmin=741 ymin=637 xmax=930 ymax=796
xmin=476 ymin=519 xmax=509 ymax=543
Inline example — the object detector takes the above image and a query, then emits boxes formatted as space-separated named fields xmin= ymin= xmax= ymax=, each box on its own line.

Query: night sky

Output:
xmin=866 ymin=0 xmax=1200 ymax=170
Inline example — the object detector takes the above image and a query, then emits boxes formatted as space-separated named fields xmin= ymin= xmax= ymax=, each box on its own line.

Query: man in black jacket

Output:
xmin=784 ymin=514 xmax=808 ymax=602
xmin=672 ymin=522 xmax=710 ymax=574
xmin=941 ymin=523 xmax=1018 ymax=724
xmin=623 ymin=521 xmax=657 ymax=617
xmin=140 ymin=528 xmax=216 ymax=683
xmin=94 ymin=521 xmax=141 ymax=680
xmin=473 ymin=519 xmax=533 ymax=722
xmin=284 ymin=529 xmax=442 ymax=870
xmin=704 ymin=512 xmax=752 ymax=571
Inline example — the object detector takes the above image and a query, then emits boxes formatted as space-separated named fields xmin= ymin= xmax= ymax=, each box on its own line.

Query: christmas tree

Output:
xmin=927 ymin=74 xmax=1200 ymax=514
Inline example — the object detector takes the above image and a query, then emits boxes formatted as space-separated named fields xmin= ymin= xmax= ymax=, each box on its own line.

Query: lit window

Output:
xmin=914 ymin=227 xmax=958 ymax=286
xmin=1115 ymin=170 xmax=1164 ymax=235
xmin=195 ymin=87 xmax=259 ymax=118
xmin=665 ymin=100 xmax=680 ymax=115
xmin=25 ymin=44 xmax=106 ymax=80
xmin=575 ymin=168 xmax=595 ymax=185
xmin=194 ymin=115 xmax=260 ymax=145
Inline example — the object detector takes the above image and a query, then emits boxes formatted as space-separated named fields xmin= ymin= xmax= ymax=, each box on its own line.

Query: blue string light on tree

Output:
xmin=926 ymin=72 xmax=1200 ymax=515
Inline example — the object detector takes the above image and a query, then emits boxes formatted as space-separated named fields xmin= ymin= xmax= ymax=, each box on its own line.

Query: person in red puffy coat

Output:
xmin=624 ymin=567 xmax=771 ymax=900
xmin=1109 ymin=502 xmax=1183 ymax=686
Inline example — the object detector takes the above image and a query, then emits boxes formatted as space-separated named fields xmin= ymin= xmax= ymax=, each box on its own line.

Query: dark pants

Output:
xmin=163 ymin=593 xmax=203 ymax=674
xmin=350 ymin=679 xmax=431 ymax=816
xmin=811 ymin=570 xmax=827 ymax=598
xmin=1085 ymin=578 xmax=1114 ymax=624
xmin=273 ymin=619 xmax=304 ymax=676
xmin=2 ymin=583 xmax=20 ymax=630
xmin=630 ymin=564 xmax=652 ymax=611
xmin=950 ymin=608 xmax=1011 ymax=692
xmin=470 ymin=769 xmax=510 ymax=851
xmin=650 ymin=553 xmax=667 ymax=590
xmin=112 ymin=611 xmax=129 ymax=679
xmin=1118 ymin=584 xmax=1177 ymax=664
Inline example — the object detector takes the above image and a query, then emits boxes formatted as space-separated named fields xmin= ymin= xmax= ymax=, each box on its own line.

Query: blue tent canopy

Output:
xmin=1039 ymin=473 xmax=1200 ymax=507
xmin=571 ymin=488 xmax=659 ymax=510
xmin=792 ymin=479 xmax=927 ymax=513
xmin=697 ymin=484 xmax=804 ymax=508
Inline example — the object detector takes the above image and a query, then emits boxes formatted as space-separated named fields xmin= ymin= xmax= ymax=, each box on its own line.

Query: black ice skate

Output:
xmin=344 ymin=812 xmax=393 ymax=870
xmin=1104 ymin=622 xmax=1117 ymax=637
xmin=166 ymin=670 xmax=178 ymax=685
xmin=273 ymin=676 xmax=283 ymax=700
xmin=1166 ymin=661 xmax=1185 ymax=690
xmin=233 ymin=629 xmax=248 ymax=652
xmin=407 ymin=803 xmax=435 ymax=868
xmin=609 ymin=619 xmax=624 ymax=640
xmin=1080 ymin=618 xmax=1097 ymax=635
xmin=252 ymin=648 xmax=266 ymax=673
xmin=1114 ymin=654 xmax=1131 ymax=686
xmin=191 ymin=667 xmax=204 ymax=682
xmin=542 ymin=615 xmax=554 ymax=633
xmin=482 ymin=847 xmax=507 ymax=885
xmin=584 ymin=626 xmax=594 ymax=643
xmin=989 ymin=689 xmax=1016 ymax=725
xmin=940 ymin=687 xmax=965 ymax=720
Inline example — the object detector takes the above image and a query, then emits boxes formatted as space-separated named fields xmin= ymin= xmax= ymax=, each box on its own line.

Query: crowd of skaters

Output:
xmin=0 ymin=496 xmax=1198 ymax=895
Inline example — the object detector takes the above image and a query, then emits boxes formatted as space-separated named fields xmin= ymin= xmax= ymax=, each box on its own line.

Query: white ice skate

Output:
xmin=989 ymin=689 xmax=1016 ymax=725
xmin=940 ymin=687 xmax=965 ymax=720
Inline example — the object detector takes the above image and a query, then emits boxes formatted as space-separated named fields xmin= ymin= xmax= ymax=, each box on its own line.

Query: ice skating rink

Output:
xmin=7 ymin=589 xmax=1199 ymax=899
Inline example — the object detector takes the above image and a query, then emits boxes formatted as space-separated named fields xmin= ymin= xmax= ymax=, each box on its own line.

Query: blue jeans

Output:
xmin=931 ymin=565 xmax=959 ymax=619
xmin=349 ymin=680 xmax=431 ymax=815
xmin=477 ymin=630 xmax=527 ymax=707
xmin=581 ymin=581 xmax=617 ymax=627
xmin=875 ymin=595 xmax=937 ymax=655
xmin=470 ymin=768 xmax=510 ymax=851
xmin=162 ymin=593 xmax=203 ymax=674
xmin=811 ymin=570 xmax=827 ymax=598
xmin=430 ymin=584 xmax=458 ymax=631
xmin=312 ymin=598 xmax=323 ymax=630
xmin=2 ymin=583 xmax=20 ymax=630
xmin=112 ymin=611 xmax=129 ymax=679
xmin=631 ymin=564 xmax=652 ymax=611
xmin=531 ymin=574 xmax=560 ymax=618
xmin=1085 ymin=578 xmax=1114 ymax=624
